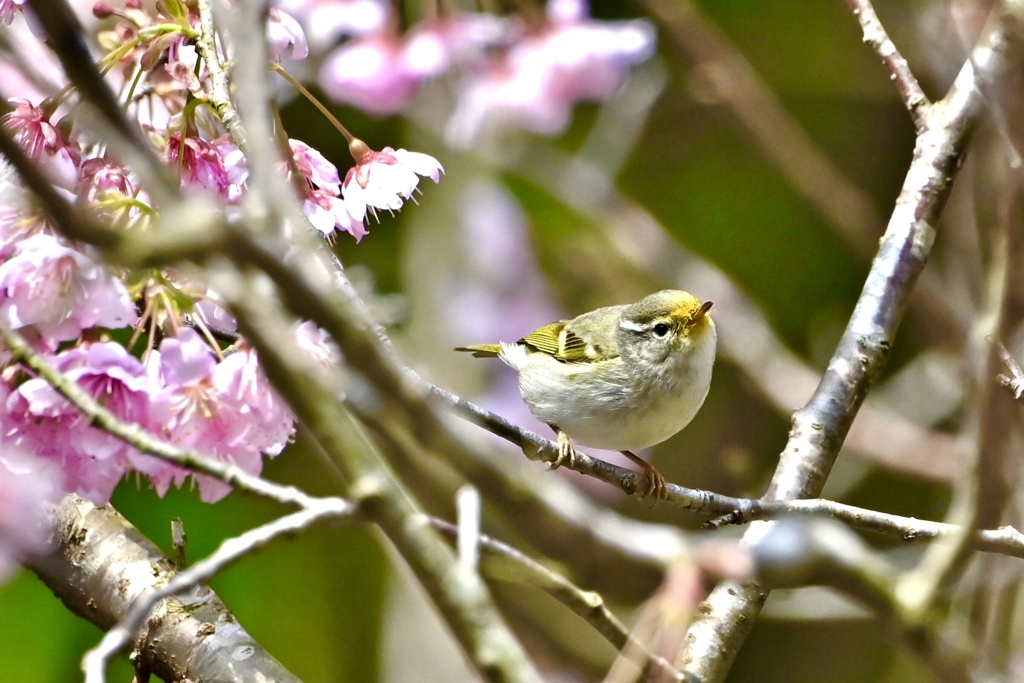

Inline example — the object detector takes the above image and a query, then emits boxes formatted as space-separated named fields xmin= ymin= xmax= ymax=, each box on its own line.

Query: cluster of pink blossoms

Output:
xmin=1 ymin=0 xmax=444 ymax=243
xmin=0 ymin=159 xmax=345 ymax=511
xmin=289 ymin=138 xmax=443 ymax=241
xmin=0 ymin=153 xmax=295 ymax=505
xmin=303 ymin=0 xmax=656 ymax=146
xmin=0 ymin=0 xmax=441 ymax=581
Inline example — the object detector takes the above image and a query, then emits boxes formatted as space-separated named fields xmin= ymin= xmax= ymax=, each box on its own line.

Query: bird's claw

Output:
xmin=645 ymin=468 xmax=667 ymax=500
xmin=622 ymin=450 xmax=668 ymax=501
xmin=549 ymin=431 xmax=575 ymax=470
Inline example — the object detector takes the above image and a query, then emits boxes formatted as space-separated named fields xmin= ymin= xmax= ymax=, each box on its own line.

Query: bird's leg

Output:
xmin=548 ymin=426 xmax=575 ymax=470
xmin=621 ymin=450 xmax=667 ymax=500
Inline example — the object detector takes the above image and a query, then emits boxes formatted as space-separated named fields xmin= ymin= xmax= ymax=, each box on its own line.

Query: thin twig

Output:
xmin=430 ymin=384 xmax=750 ymax=513
xmin=430 ymin=518 xmax=685 ymax=683
xmin=195 ymin=0 xmax=247 ymax=151
xmin=714 ymin=497 xmax=1024 ymax=560
xmin=845 ymin=0 xmax=931 ymax=130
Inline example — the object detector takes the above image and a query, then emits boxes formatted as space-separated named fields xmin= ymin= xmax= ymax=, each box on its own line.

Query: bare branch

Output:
xmin=715 ymin=497 xmax=1024 ymax=560
xmin=25 ymin=495 xmax=303 ymax=683
xmin=898 ymin=108 xmax=1022 ymax=618
xmin=82 ymin=500 xmax=355 ymax=682
xmin=681 ymin=7 xmax=1024 ymax=680
xmin=195 ymin=0 xmax=247 ymax=151
xmin=429 ymin=518 xmax=686 ymax=683
xmin=845 ymin=0 xmax=930 ymax=129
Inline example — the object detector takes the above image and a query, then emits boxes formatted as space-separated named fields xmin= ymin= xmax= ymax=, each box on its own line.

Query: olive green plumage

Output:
xmin=456 ymin=289 xmax=717 ymax=498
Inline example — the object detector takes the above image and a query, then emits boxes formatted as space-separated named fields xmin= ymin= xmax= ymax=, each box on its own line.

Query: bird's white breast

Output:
xmin=499 ymin=323 xmax=717 ymax=451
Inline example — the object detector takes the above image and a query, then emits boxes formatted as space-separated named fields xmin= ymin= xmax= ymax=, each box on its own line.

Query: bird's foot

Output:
xmin=549 ymin=431 xmax=575 ymax=470
xmin=621 ymin=450 xmax=667 ymax=500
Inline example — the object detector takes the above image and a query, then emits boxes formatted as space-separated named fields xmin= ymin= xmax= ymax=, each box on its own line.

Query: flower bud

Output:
xmin=92 ymin=2 xmax=115 ymax=18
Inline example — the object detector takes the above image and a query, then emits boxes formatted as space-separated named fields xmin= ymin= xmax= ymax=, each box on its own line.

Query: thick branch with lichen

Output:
xmin=25 ymin=495 xmax=303 ymax=683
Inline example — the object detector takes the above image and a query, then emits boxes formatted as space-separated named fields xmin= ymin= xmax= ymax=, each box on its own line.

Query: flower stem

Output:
xmin=270 ymin=62 xmax=354 ymax=143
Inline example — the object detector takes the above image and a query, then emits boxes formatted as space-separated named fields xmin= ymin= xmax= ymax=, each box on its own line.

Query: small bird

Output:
xmin=457 ymin=290 xmax=716 ymax=498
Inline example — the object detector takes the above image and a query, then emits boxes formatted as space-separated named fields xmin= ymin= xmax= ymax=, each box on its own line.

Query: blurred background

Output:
xmin=2 ymin=0 xmax=1011 ymax=680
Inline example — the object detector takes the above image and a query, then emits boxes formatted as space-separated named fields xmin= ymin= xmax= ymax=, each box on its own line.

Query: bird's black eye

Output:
xmin=653 ymin=322 xmax=671 ymax=338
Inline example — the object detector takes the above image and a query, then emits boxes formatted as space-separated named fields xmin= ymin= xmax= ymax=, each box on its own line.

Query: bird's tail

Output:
xmin=454 ymin=344 xmax=502 ymax=358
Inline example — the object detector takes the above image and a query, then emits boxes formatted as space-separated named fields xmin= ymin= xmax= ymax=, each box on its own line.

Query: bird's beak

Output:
xmin=692 ymin=301 xmax=713 ymax=323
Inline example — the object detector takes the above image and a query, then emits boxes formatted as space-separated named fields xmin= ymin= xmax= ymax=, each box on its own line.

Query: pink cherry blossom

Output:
xmin=288 ymin=139 xmax=366 ymax=239
xmin=147 ymin=330 xmax=237 ymax=501
xmin=167 ymin=132 xmax=231 ymax=196
xmin=217 ymin=139 xmax=248 ymax=201
xmin=318 ymin=34 xmax=420 ymax=116
xmin=294 ymin=320 xmax=340 ymax=366
xmin=342 ymin=141 xmax=443 ymax=222
xmin=0 ymin=161 xmax=52 ymax=258
xmin=165 ymin=24 xmax=205 ymax=84
xmin=0 ymin=0 xmax=26 ymax=25
xmin=150 ymin=329 xmax=294 ymax=502
xmin=0 ymin=447 xmax=62 ymax=584
xmin=2 ymin=99 xmax=79 ymax=189
xmin=192 ymin=298 xmax=238 ymax=334
xmin=0 ymin=232 xmax=138 ymax=345
xmin=316 ymin=10 xmax=515 ymax=117
xmin=266 ymin=7 xmax=308 ymax=61
xmin=277 ymin=0 xmax=388 ymax=50
xmin=78 ymin=157 xmax=133 ymax=202
xmin=3 ymin=341 xmax=158 ymax=503
xmin=399 ymin=12 xmax=514 ymax=81
xmin=290 ymin=139 xmax=342 ymax=193
xmin=445 ymin=0 xmax=655 ymax=147
xmin=303 ymin=189 xmax=367 ymax=240
xmin=77 ymin=157 xmax=146 ymax=229
xmin=541 ymin=0 xmax=656 ymax=102
xmin=445 ymin=47 xmax=570 ymax=146
xmin=213 ymin=344 xmax=293 ymax=458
